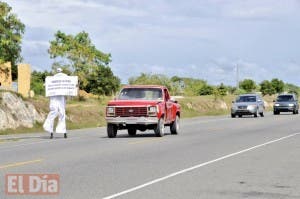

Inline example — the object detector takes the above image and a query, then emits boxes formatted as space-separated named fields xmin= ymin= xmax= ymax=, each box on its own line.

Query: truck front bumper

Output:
xmin=106 ymin=117 xmax=158 ymax=125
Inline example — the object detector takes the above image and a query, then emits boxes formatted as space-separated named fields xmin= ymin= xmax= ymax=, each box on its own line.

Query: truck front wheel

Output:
xmin=154 ymin=118 xmax=165 ymax=137
xmin=170 ymin=115 xmax=179 ymax=135
xmin=107 ymin=124 xmax=117 ymax=138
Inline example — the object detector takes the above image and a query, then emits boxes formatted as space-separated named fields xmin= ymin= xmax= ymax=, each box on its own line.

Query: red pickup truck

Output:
xmin=105 ymin=85 xmax=181 ymax=138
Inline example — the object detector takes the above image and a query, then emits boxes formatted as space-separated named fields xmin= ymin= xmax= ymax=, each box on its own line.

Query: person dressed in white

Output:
xmin=43 ymin=68 xmax=68 ymax=139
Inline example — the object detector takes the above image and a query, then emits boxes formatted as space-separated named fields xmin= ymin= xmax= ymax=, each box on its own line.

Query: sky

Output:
xmin=4 ymin=0 xmax=300 ymax=85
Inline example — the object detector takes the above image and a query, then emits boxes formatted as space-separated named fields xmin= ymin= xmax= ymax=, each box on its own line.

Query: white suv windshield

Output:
xmin=236 ymin=96 xmax=256 ymax=102
xmin=118 ymin=88 xmax=163 ymax=100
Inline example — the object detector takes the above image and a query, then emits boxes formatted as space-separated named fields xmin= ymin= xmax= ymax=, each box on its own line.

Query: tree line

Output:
xmin=129 ymin=73 xmax=300 ymax=97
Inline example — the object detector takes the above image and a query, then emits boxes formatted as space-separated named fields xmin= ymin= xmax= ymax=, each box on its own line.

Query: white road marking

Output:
xmin=0 ymin=159 xmax=43 ymax=169
xmin=103 ymin=132 xmax=300 ymax=199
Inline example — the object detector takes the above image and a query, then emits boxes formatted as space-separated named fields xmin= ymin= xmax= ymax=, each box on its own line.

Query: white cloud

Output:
xmin=22 ymin=40 xmax=49 ymax=55
xmin=222 ymin=0 xmax=300 ymax=20
xmin=8 ymin=0 xmax=146 ymax=30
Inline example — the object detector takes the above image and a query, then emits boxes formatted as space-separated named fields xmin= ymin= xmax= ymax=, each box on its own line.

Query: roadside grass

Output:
xmin=0 ymin=94 xmax=276 ymax=135
xmin=177 ymin=95 xmax=235 ymax=118
xmin=0 ymin=123 xmax=44 ymax=135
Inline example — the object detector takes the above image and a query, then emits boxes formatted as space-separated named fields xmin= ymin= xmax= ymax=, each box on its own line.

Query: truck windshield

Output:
xmin=236 ymin=96 xmax=256 ymax=102
xmin=118 ymin=88 xmax=163 ymax=100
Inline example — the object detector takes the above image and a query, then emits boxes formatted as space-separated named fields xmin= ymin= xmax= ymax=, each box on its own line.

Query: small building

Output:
xmin=0 ymin=62 xmax=32 ymax=97
xmin=0 ymin=62 xmax=12 ymax=89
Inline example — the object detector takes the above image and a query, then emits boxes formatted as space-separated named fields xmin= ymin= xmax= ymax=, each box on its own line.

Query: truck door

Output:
xmin=164 ymin=88 xmax=173 ymax=123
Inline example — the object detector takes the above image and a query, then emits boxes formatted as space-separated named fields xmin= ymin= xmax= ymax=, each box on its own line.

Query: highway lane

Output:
xmin=0 ymin=113 xmax=299 ymax=199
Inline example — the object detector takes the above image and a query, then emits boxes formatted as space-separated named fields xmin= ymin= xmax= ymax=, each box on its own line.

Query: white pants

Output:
xmin=43 ymin=96 xmax=66 ymax=134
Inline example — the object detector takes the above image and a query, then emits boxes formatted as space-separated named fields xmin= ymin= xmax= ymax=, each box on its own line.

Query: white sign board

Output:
xmin=45 ymin=76 xmax=78 ymax=97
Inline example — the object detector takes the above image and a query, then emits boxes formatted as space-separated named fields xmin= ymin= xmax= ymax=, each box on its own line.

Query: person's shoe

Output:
xmin=50 ymin=133 xmax=53 ymax=139
xmin=64 ymin=133 xmax=67 ymax=139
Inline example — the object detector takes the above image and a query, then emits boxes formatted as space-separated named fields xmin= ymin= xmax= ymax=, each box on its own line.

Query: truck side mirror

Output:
xmin=170 ymin=97 xmax=177 ymax=103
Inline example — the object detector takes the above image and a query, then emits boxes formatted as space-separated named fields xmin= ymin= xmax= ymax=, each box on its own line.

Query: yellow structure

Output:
xmin=18 ymin=63 xmax=31 ymax=97
xmin=0 ymin=62 xmax=12 ymax=89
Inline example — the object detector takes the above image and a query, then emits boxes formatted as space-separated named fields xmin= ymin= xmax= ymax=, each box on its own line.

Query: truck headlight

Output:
xmin=148 ymin=106 xmax=157 ymax=116
xmin=106 ymin=107 xmax=115 ymax=116
xmin=289 ymin=104 xmax=295 ymax=107
xmin=274 ymin=103 xmax=279 ymax=107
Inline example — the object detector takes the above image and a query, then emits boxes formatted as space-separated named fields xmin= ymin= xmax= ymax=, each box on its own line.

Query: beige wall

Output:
xmin=18 ymin=64 xmax=31 ymax=97
xmin=0 ymin=62 xmax=12 ymax=89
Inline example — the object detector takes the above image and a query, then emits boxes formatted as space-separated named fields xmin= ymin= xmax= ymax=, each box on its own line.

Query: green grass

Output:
xmin=0 ymin=123 xmax=44 ymax=135
xmin=178 ymin=95 xmax=234 ymax=118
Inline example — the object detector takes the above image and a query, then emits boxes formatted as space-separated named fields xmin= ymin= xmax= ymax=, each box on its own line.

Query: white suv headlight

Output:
xmin=247 ymin=105 xmax=257 ymax=109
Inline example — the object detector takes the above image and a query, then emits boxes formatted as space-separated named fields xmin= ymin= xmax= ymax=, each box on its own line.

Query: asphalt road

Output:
xmin=0 ymin=113 xmax=299 ymax=199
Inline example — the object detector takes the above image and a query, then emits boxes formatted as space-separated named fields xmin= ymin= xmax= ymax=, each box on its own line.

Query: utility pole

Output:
xmin=236 ymin=64 xmax=239 ymax=90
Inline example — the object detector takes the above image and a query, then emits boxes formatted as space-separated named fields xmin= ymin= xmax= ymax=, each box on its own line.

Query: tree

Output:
xmin=85 ymin=66 xmax=120 ymax=96
xmin=181 ymin=78 xmax=207 ymax=96
xmin=271 ymin=78 xmax=284 ymax=93
xmin=217 ymin=83 xmax=227 ymax=97
xmin=170 ymin=76 xmax=184 ymax=95
xmin=239 ymin=79 xmax=256 ymax=92
xmin=199 ymin=84 xmax=214 ymax=95
xmin=170 ymin=76 xmax=182 ymax=83
xmin=212 ymin=83 xmax=227 ymax=100
xmin=48 ymin=31 xmax=119 ymax=95
xmin=129 ymin=73 xmax=172 ymax=91
xmin=285 ymin=83 xmax=300 ymax=96
xmin=260 ymin=80 xmax=276 ymax=96
xmin=0 ymin=2 xmax=25 ymax=80
xmin=31 ymin=70 xmax=52 ymax=95
xmin=226 ymin=86 xmax=237 ymax=95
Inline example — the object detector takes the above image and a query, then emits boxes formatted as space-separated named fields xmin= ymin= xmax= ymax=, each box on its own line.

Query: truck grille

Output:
xmin=115 ymin=107 xmax=148 ymax=117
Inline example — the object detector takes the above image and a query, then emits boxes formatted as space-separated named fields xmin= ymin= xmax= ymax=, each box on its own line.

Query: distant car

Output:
xmin=231 ymin=94 xmax=264 ymax=118
xmin=273 ymin=94 xmax=299 ymax=115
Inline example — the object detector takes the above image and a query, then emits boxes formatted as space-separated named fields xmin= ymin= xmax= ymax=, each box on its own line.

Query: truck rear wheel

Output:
xmin=107 ymin=124 xmax=117 ymax=138
xmin=170 ymin=115 xmax=179 ymax=135
xmin=154 ymin=118 xmax=165 ymax=137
